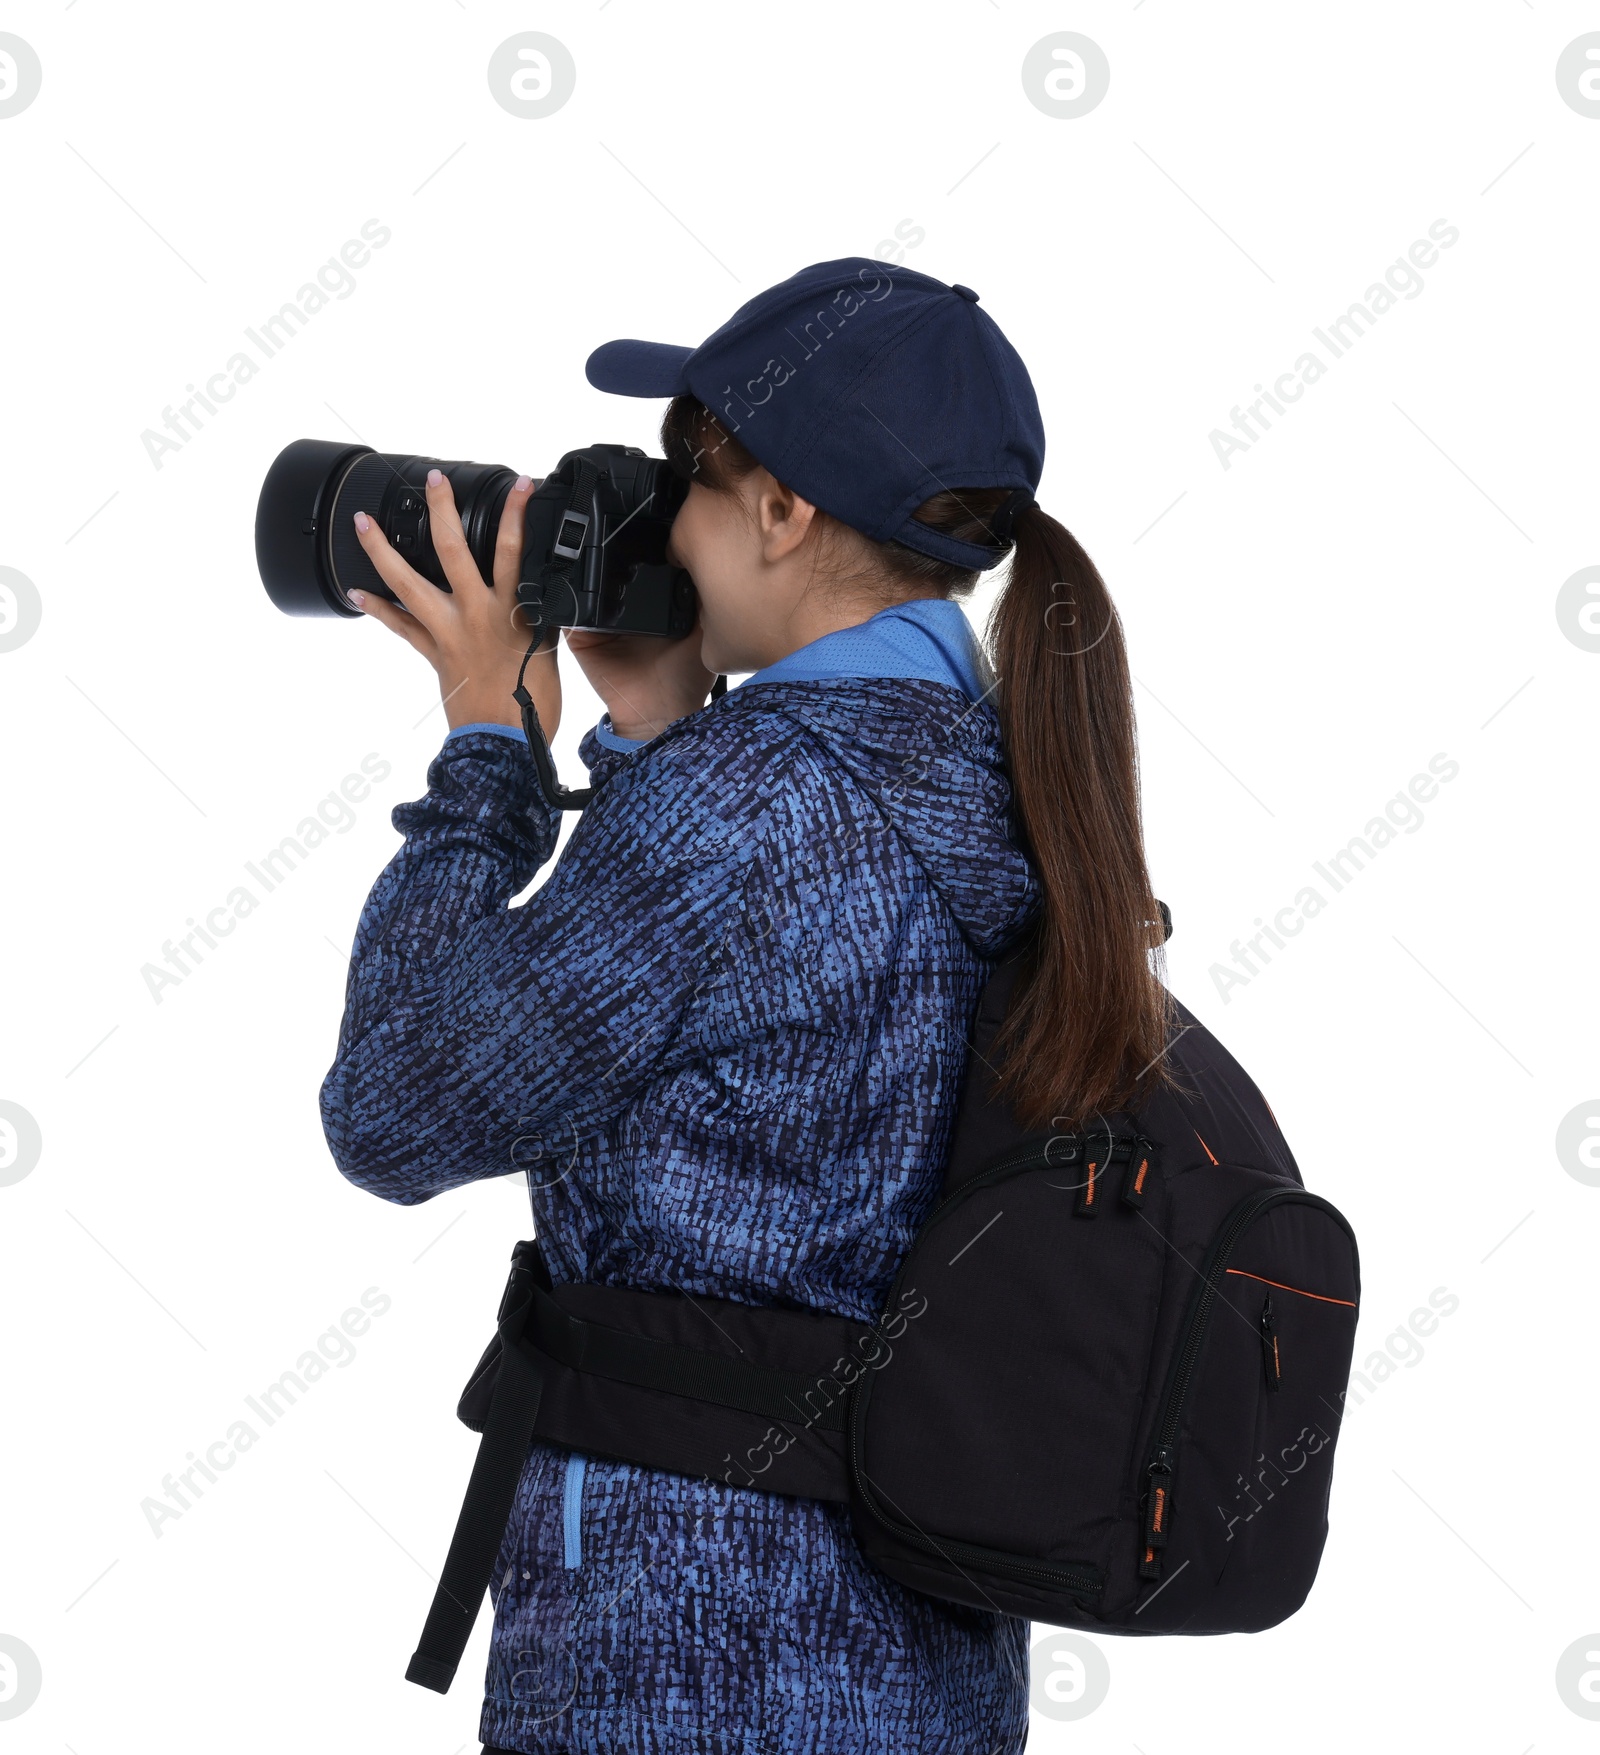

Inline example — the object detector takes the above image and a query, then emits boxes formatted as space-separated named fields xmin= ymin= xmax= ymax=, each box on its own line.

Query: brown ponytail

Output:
xmin=659 ymin=394 xmax=1176 ymax=1130
xmin=986 ymin=506 xmax=1175 ymax=1129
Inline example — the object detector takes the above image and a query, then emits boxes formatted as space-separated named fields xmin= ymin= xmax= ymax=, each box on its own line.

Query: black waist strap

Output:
xmin=529 ymin=1279 xmax=849 ymax=1432
xmin=406 ymin=1241 xmax=873 ymax=1694
xmin=404 ymin=1241 xmax=548 ymax=1693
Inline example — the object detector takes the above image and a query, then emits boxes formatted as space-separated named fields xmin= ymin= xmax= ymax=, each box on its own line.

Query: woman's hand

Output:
xmin=349 ymin=469 xmax=560 ymax=738
xmin=565 ymin=626 xmax=715 ymax=744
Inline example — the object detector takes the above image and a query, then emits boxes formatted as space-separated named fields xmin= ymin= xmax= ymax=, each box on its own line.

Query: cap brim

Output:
xmin=585 ymin=339 xmax=695 ymax=398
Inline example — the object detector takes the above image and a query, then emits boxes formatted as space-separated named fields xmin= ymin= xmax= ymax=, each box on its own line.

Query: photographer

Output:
xmin=321 ymin=259 xmax=1168 ymax=1755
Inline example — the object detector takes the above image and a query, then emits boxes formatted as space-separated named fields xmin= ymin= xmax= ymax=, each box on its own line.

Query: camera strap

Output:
xmin=513 ymin=633 xmax=592 ymax=811
xmin=512 ymin=454 xmax=726 ymax=810
xmin=530 ymin=454 xmax=603 ymax=618
xmin=514 ymin=457 xmax=604 ymax=811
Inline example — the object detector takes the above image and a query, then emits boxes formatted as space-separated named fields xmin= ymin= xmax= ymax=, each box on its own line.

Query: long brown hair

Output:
xmin=660 ymin=396 xmax=1176 ymax=1130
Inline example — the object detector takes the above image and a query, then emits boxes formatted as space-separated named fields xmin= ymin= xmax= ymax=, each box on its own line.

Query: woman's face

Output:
xmin=666 ymin=473 xmax=815 ymax=676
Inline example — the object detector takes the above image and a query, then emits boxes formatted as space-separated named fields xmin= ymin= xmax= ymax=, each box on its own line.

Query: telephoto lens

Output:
xmin=255 ymin=440 xmax=518 ymax=617
xmin=256 ymin=439 xmax=697 ymax=638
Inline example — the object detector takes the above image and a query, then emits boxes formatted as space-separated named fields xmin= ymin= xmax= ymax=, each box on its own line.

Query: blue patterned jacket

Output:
xmin=322 ymin=623 xmax=1040 ymax=1754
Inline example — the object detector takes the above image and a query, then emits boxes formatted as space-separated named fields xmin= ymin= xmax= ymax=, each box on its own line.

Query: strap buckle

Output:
xmin=551 ymin=508 xmax=590 ymax=559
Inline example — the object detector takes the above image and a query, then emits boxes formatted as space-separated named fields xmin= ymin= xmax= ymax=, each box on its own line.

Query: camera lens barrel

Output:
xmin=255 ymin=439 xmax=517 ymax=617
xmin=258 ymin=438 xmax=697 ymax=638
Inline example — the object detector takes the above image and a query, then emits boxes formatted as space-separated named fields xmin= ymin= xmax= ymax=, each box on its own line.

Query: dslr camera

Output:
xmin=255 ymin=438 xmax=701 ymax=808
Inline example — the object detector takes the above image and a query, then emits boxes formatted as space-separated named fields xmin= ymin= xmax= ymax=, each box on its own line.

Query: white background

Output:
xmin=1 ymin=2 xmax=1596 ymax=1750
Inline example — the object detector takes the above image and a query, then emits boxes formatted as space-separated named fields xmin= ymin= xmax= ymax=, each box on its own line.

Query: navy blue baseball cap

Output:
xmin=585 ymin=256 xmax=1045 ymax=571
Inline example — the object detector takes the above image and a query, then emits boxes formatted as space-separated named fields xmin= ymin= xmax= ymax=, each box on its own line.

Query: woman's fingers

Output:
xmin=351 ymin=510 xmax=451 ymax=637
xmin=492 ymin=475 xmax=534 ymax=598
xmin=423 ymin=468 xmax=488 ymax=599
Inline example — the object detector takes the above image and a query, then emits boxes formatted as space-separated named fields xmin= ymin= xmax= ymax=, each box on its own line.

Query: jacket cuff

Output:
xmin=577 ymin=720 xmax=649 ymax=793
xmin=444 ymin=721 xmax=528 ymax=745
xmin=591 ymin=715 xmax=650 ymax=753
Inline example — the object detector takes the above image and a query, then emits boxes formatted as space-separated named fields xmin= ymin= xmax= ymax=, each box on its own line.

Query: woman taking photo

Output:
xmin=321 ymin=257 xmax=1171 ymax=1755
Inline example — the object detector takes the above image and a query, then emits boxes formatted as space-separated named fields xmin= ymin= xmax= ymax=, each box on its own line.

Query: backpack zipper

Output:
xmin=1259 ymin=1296 xmax=1281 ymax=1393
xmin=1139 ymin=1187 xmax=1356 ymax=1579
xmin=927 ymin=1132 xmax=1151 ymax=1224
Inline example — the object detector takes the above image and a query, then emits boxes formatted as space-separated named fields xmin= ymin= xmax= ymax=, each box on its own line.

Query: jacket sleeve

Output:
xmin=320 ymin=721 xmax=757 ymax=1206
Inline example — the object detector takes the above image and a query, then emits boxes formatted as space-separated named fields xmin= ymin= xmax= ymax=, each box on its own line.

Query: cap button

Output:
xmin=951 ymin=283 xmax=980 ymax=303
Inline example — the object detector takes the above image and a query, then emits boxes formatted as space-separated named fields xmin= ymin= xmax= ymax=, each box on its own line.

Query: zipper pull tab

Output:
xmin=1121 ymin=1140 xmax=1153 ymax=1210
xmin=1259 ymin=1295 xmax=1281 ymax=1392
xmin=1075 ymin=1151 xmax=1101 ymax=1218
xmin=1140 ymin=1446 xmax=1175 ymax=1578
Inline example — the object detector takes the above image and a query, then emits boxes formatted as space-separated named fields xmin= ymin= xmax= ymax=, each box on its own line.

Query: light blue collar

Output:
xmin=581 ymin=597 xmax=990 ymax=754
xmin=740 ymin=597 xmax=988 ymax=702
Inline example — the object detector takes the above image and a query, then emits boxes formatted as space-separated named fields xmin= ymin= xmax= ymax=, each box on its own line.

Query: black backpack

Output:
xmin=403 ymin=952 xmax=1360 ymax=1694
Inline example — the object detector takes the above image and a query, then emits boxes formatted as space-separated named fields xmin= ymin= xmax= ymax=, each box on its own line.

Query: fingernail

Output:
xmin=426 ymin=467 xmax=443 ymax=487
xmin=515 ymin=474 xmax=532 ymax=493
xmin=349 ymin=590 xmax=367 ymax=607
xmin=354 ymin=511 xmax=371 ymax=533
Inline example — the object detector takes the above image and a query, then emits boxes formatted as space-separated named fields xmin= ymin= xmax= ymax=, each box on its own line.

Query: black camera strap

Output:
xmin=514 ymin=634 xmax=592 ymax=812
xmin=512 ymin=454 xmax=725 ymax=811
xmin=528 ymin=454 xmax=603 ymax=629
xmin=512 ymin=455 xmax=601 ymax=810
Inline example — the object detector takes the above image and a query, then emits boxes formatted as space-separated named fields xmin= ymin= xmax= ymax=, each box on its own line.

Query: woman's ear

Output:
xmin=752 ymin=471 xmax=819 ymax=564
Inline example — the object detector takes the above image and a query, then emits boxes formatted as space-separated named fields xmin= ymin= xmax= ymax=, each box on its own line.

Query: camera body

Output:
xmin=519 ymin=446 xmax=695 ymax=638
xmin=255 ymin=438 xmax=696 ymax=638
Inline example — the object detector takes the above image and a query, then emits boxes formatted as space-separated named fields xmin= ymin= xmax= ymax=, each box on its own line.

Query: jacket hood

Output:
xmin=725 ymin=677 xmax=1040 ymax=958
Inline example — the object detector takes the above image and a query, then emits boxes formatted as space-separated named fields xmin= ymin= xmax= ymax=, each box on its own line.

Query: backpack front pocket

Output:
xmin=1133 ymin=1189 xmax=1360 ymax=1632
xmin=848 ymin=1136 xmax=1168 ymax=1619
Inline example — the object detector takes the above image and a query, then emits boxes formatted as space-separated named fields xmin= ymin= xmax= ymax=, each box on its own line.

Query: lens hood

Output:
xmin=256 ymin=438 xmax=371 ymax=616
